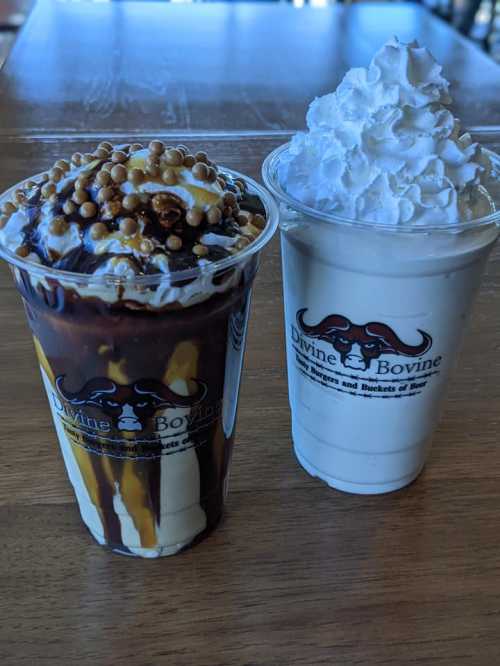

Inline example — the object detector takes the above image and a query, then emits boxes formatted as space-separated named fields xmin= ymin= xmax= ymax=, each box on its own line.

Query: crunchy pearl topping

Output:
xmin=165 ymin=149 xmax=183 ymax=167
xmin=206 ymin=167 xmax=218 ymax=183
xmin=15 ymin=245 xmax=30 ymax=258
xmin=129 ymin=168 xmax=144 ymax=186
xmin=146 ymin=154 xmax=160 ymax=167
xmin=166 ymin=235 xmax=182 ymax=251
xmin=192 ymin=243 xmax=209 ymax=257
xmin=192 ymin=162 xmax=209 ymax=182
xmin=186 ymin=208 xmax=204 ymax=227
xmin=80 ymin=202 xmax=97 ymax=219
xmin=252 ymin=213 xmax=266 ymax=229
xmin=55 ymin=160 xmax=71 ymax=172
xmin=112 ymin=150 xmax=128 ymax=164
xmin=111 ymin=164 xmax=128 ymax=184
xmin=90 ymin=222 xmax=108 ymax=240
xmin=237 ymin=213 xmax=250 ymax=226
xmin=140 ymin=239 xmax=154 ymax=254
xmin=101 ymin=200 xmax=122 ymax=219
xmin=49 ymin=216 xmax=68 ymax=236
xmin=41 ymin=183 xmax=56 ymax=199
xmin=97 ymin=186 xmax=115 ymax=203
xmin=14 ymin=190 xmax=26 ymax=205
xmin=223 ymin=192 xmax=238 ymax=207
xmin=146 ymin=164 xmax=160 ymax=178
xmin=195 ymin=151 xmax=209 ymax=164
xmin=122 ymin=194 xmax=140 ymax=211
xmin=72 ymin=189 xmax=89 ymax=205
xmin=2 ymin=201 xmax=16 ymax=215
xmin=3 ymin=139 xmax=266 ymax=277
xmin=152 ymin=193 xmax=172 ymax=214
xmin=162 ymin=168 xmax=177 ymax=186
xmin=75 ymin=176 xmax=88 ymax=191
xmin=207 ymin=206 xmax=222 ymax=225
xmin=235 ymin=237 xmax=251 ymax=250
xmin=149 ymin=140 xmax=165 ymax=156
xmin=63 ymin=200 xmax=77 ymax=216
xmin=49 ymin=168 xmax=64 ymax=183
xmin=119 ymin=217 xmax=138 ymax=236
xmin=96 ymin=170 xmax=111 ymax=187
xmin=94 ymin=147 xmax=110 ymax=160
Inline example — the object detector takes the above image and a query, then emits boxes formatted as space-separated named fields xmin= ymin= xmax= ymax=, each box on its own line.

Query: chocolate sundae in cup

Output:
xmin=263 ymin=38 xmax=500 ymax=494
xmin=0 ymin=140 xmax=278 ymax=556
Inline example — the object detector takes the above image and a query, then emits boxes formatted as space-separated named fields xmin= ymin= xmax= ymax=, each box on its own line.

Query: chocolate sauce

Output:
xmin=19 ymin=253 xmax=259 ymax=554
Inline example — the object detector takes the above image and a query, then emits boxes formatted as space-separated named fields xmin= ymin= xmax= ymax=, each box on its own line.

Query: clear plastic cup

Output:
xmin=263 ymin=144 xmax=500 ymax=494
xmin=0 ymin=167 xmax=278 ymax=556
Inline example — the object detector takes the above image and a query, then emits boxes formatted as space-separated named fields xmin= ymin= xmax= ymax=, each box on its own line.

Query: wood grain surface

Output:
xmin=1 ymin=133 xmax=500 ymax=665
xmin=1 ymin=0 xmax=500 ymax=137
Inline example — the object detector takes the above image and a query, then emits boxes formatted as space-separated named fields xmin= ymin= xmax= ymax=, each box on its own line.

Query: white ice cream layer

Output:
xmin=279 ymin=37 xmax=493 ymax=225
xmin=37 ymin=204 xmax=82 ymax=258
xmin=0 ymin=210 xmax=30 ymax=252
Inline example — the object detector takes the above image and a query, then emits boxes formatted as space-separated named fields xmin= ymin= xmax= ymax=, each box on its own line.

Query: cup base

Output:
xmin=86 ymin=509 xmax=223 ymax=558
xmin=294 ymin=443 xmax=425 ymax=495
xmin=293 ymin=430 xmax=425 ymax=495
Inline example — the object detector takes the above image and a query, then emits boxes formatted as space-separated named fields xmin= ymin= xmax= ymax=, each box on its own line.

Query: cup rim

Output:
xmin=262 ymin=143 xmax=500 ymax=235
xmin=0 ymin=166 xmax=279 ymax=286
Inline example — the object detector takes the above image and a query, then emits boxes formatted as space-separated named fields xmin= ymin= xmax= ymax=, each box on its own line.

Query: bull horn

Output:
xmin=56 ymin=375 xmax=117 ymax=405
xmin=365 ymin=323 xmax=432 ymax=357
xmin=297 ymin=308 xmax=351 ymax=340
xmin=134 ymin=379 xmax=207 ymax=406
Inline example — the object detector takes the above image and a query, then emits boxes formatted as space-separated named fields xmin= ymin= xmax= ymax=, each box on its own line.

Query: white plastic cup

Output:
xmin=263 ymin=144 xmax=500 ymax=494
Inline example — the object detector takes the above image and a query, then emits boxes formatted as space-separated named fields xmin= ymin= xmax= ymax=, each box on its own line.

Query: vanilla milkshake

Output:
xmin=263 ymin=38 xmax=499 ymax=494
xmin=0 ymin=140 xmax=278 ymax=555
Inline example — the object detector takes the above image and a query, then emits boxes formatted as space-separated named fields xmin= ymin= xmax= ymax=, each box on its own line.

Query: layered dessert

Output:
xmin=0 ymin=140 xmax=270 ymax=555
xmin=279 ymin=37 xmax=494 ymax=223
xmin=263 ymin=38 xmax=499 ymax=493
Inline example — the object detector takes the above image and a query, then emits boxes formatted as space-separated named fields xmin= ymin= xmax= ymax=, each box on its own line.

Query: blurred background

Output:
xmin=1 ymin=0 xmax=499 ymax=72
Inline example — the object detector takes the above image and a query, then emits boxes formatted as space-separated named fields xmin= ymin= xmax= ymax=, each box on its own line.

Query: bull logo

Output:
xmin=297 ymin=309 xmax=432 ymax=371
xmin=56 ymin=376 xmax=206 ymax=432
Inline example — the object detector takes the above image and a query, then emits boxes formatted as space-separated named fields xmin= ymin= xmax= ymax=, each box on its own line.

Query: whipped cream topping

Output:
xmin=279 ymin=37 xmax=494 ymax=225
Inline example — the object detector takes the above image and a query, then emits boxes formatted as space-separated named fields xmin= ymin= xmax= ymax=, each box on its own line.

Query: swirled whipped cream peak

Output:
xmin=279 ymin=37 xmax=494 ymax=225
xmin=0 ymin=140 xmax=266 ymax=275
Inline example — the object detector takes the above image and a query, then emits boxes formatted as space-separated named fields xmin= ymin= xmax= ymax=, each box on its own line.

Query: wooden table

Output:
xmin=1 ymin=3 xmax=500 ymax=665
xmin=1 ymin=0 xmax=500 ymax=135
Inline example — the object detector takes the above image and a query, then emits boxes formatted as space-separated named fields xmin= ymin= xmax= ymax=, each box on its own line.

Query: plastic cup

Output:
xmin=0 ymin=167 xmax=278 ymax=557
xmin=263 ymin=144 xmax=500 ymax=494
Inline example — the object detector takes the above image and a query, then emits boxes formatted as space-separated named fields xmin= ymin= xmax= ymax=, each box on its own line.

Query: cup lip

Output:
xmin=0 ymin=166 xmax=279 ymax=286
xmin=262 ymin=142 xmax=500 ymax=235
